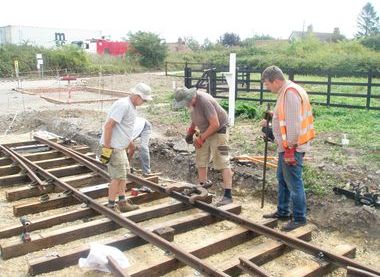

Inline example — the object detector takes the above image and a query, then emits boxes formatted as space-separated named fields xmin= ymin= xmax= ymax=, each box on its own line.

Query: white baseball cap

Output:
xmin=131 ymin=83 xmax=153 ymax=101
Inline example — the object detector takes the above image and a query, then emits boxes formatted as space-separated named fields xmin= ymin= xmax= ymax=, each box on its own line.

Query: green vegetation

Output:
xmin=219 ymin=100 xmax=258 ymax=119
xmin=167 ymin=37 xmax=380 ymax=74
xmin=127 ymin=31 xmax=168 ymax=68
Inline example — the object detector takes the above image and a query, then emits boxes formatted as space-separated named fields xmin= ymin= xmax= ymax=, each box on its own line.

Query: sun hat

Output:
xmin=172 ymin=87 xmax=197 ymax=109
xmin=131 ymin=83 xmax=153 ymax=101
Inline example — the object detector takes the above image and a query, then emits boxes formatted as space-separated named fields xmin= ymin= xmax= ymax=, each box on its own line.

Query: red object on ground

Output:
xmin=131 ymin=188 xmax=139 ymax=196
xmin=96 ymin=39 xmax=129 ymax=56
xmin=61 ymin=75 xmax=77 ymax=81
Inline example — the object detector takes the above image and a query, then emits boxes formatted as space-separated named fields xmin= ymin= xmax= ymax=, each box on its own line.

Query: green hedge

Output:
xmin=167 ymin=38 xmax=380 ymax=75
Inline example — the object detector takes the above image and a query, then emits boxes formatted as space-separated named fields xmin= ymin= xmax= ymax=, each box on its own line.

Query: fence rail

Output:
xmin=165 ymin=62 xmax=380 ymax=110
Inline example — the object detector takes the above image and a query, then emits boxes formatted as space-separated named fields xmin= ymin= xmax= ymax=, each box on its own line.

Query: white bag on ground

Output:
xmin=78 ymin=243 xmax=130 ymax=273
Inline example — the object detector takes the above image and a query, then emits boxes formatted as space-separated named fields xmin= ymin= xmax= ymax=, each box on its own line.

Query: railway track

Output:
xmin=0 ymin=135 xmax=378 ymax=276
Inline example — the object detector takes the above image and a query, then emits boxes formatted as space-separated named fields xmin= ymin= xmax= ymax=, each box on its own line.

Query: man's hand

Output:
xmin=100 ymin=147 xmax=113 ymax=164
xmin=194 ymin=136 xmax=205 ymax=149
xmin=185 ymin=126 xmax=196 ymax=144
xmin=284 ymin=147 xmax=297 ymax=166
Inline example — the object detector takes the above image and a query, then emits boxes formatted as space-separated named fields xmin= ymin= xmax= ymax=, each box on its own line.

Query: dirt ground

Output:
xmin=0 ymin=74 xmax=379 ymax=276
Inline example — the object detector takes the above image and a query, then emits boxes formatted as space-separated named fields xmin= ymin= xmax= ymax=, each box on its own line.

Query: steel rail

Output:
xmin=29 ymin=137 xmax=380 ymax=275
xmin=34 ymin=136 xmax=110 ymax=180
xmin=3 ymin=145 xmax=228 ymax=277
xmin=127 ymin=174 xmax=380 ymax=276
xmin=0 ymin=145 xmax=46 ymax=192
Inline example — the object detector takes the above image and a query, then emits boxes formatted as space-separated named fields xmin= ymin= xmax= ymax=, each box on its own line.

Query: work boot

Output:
xmin=263 ymin=211 xmax=292 ymax=221
xmin=280 ymin=220 xmax=306 ymax=232
xmin=200 ymin=180 xmax=213 ymax=189
xmin=106 ymin=203 xmax=119 ymax=212
xmin=117 ymin=200 xmax=139 ymax=212
xmin=143 ymin=172 xmax=155 ymax=177
xmin=215 ymin=196 xmax=233 ymax=207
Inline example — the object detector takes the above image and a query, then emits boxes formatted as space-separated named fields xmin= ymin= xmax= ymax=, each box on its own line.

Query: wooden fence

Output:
xmin=165 ymin=62 xmax=380 ymax=110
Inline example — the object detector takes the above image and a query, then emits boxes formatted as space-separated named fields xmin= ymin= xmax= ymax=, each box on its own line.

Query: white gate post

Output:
xmin=227 ymin=53 xmax=236 ymax=126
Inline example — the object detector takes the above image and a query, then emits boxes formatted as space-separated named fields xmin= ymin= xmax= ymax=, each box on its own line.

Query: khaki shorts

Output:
xmin=196 ymin=133 xmax=230 ymax=170
xmin=106 ymin=148 xmax=130 ymax=180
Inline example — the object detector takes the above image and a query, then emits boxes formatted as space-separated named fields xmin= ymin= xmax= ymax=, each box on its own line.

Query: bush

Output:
xmin=220 ymin=100 xmax=257 ymax=119
xmin=360 ymin=34 xmax=380 ymax=51
xmin=128 ymin=31 xmax=167 ymax=68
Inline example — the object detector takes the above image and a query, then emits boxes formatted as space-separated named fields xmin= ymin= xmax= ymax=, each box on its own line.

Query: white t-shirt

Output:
xmin=100 ymin=97 xmax=136 ymax=149
xmin=132 ymin=117 xmax=146 ymax=140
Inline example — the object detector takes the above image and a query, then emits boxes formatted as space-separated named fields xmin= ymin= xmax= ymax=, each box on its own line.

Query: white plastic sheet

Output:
xmin=78 ymin=243 xmax=130 ymax=273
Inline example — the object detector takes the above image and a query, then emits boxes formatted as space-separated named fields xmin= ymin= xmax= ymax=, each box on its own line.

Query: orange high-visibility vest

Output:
xmin=277 ymin=81 xmax=315 ymax=149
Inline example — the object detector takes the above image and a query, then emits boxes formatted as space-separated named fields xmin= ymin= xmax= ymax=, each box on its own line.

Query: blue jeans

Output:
xmin=139 ymin=121 xmax=152 ymax=175
xmin=276 ymin=152 xmax=307 ymax=223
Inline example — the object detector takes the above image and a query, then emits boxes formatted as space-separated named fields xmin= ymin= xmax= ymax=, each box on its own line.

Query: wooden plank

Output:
xmin=6 ymin=173 xmax=106 ymax=201
xmin=1 ymin=178 xmax=159 ymax=238
xmin=2 ymin=198 xmax=198 ymax=259
xmin=0 ymin=164 xmax=91 ymax=186
xmin=283 ymin=244 xmax=356 ymax=277
xmin=126 ymin=219 xmax=278 ymax=277
xmin=0 ymin=146 xmax=90 ymax=166
xmin=107 ymin=255 xmax=130 ymax=277
xmin=13 ymin=187 xmax=163 ymax=217
xmin=219 ymin=227 xmax=312 ymax=276
xmin=28 ymin=203 xmax=241 ymax=275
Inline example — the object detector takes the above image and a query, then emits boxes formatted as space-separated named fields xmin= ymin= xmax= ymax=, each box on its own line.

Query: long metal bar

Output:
xmin=238 ymin=257 xmax=272 ymax=277
xmin=29 ymin=137 xmax=380 ymax=275
xmin=0 ymin=145 xmax=46 ymax=192
xmin=3 ymin=145 xmax=228 ymax=277
xmin=127 ymin=174 xmax=380 ymax=276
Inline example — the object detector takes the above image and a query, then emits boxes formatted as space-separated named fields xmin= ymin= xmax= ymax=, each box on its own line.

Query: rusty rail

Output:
xmin=2 ymin=145 xmax=229 ymax=277
xmin=0 ymin=145 xmax=46 ymax=192
xmin=126 ymin=174 xmax=380 ymax=276
xmin=24 ymin=137 xmax=380 ymax=275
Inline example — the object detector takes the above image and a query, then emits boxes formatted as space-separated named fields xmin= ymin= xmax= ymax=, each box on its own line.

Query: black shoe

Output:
xmin=281 ymin=220 xmax=306 ymax=232
xmin=263 ymin=211 xmax=291 ymax=220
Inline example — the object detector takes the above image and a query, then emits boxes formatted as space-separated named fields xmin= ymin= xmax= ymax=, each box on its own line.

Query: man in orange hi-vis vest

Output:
xmin=260 ymin=66 xmax=315 ymax=232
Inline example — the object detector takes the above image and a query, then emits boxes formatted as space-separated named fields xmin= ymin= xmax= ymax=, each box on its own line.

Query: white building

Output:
xmin=0 ymin=25 xmax=102 ymax=48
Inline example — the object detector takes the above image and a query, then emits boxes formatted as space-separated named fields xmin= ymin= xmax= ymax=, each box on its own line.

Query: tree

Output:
xmin=360 ymin=33 xmax=380 ymax=50
xmin=127 ymin=31 xmax=167 ymax=68
xmin=219 ymin=32 xmax=241 ymax=47
xmin=356 ymin=2 xmax=380 ymax=37
xmin=201 ymin=38 xmax=215 ymax=50
xmin=183 ymin=36 xmax=200 ymax=51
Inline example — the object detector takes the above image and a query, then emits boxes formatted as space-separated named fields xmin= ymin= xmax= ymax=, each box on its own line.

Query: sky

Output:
xmin=1 ymin=0 xmax=379 ymax=43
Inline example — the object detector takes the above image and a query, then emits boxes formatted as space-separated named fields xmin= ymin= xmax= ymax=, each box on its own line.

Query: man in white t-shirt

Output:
xmin=127 ymin=117 xmax=152 ymax=176
xmin=99 ymin=83 xmax=153 ymax=212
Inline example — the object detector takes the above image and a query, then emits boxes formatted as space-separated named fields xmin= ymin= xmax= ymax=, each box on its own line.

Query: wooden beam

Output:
xmin=126 ymin=219 xmax=278 ymax=277
xmin=0 ymin=155 xmax=97 ymax=176
xmin=283 ymin=244 xmax=356 ymax=277
xmin=13 ymin=185 xmax=162 ymax=216
xmin=28 ymin=203 xmax=241 ymax=275
xmin=2 ymin=198 xmax=199 ymax=259
xmin=1 ymin=178 xmax=159 ymax=238
xmin=0 ymin=146 xmax=90 ymax=166
xmin=219 ymin=227 xmax=312 ymax=276
xmin=6 ymin=173 xmax=107 ymax=201
xmin=107 ymin=255 xmax=130 ymax=277
xmin=0 ymin=164 xmax=92 ymax=186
